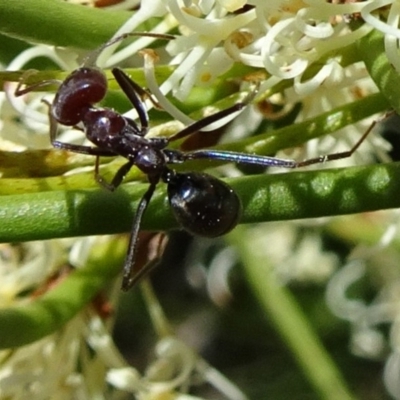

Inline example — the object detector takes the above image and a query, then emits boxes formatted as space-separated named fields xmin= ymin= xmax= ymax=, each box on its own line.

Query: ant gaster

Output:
xmin=16 ymin=33 xmax=373 ymax=290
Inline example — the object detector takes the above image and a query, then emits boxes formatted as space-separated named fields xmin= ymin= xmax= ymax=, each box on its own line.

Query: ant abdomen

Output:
xmin=52 ymin=67 xmax=107 ymax=126
xmin=167 ymin=172 xmax=242 ymax=238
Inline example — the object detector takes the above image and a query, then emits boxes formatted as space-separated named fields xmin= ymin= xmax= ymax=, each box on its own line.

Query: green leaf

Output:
xmin=0 ymin=0 xmax=132 ymax=49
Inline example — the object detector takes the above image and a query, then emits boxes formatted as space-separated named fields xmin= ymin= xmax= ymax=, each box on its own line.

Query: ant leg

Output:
xmin=46 ymin=98 xmax=59 ymax=144
xmin=122 ymin=232 xmax=168 ymax=290
xmin=112 ymin=67 xmax=161 ymax=109
xmin=112 ymin=68 xmax=151 ymax=133
xmin=294 ymin=113 xmax=389 ymax=168
xmin=42 ymin=99 xmax=117 ymax=156
xmin=51 ymin=141 xmax=116 ymax=156
xmin=121 ymin=177 xmax=159 ymax=291
xmin=95 ymin=157 xmax=134 ymax=191
xmin=180 ymin=115 xmax=384 ymax=169
xmin=167 ymin=100 xmax=250 ymax=143
xmin=15 ymin=69 xmax=61 ymax=96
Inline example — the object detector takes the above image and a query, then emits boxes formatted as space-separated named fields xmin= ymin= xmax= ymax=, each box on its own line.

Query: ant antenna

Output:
xmin=82 ymin=32 xmax=175 ymax=67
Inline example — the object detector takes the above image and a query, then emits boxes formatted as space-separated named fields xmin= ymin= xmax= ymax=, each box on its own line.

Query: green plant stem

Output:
xmin=228 ymin=226 xmax=356 ymax=400
xmin=0 ymin=161 xmax=398 ymax=243
xmin=358 ymin=29 xmax=400 ymax=113
xmin=0 ymin=236 xmax=127 ymax=349
xmin=217 ymin=92 xmax=388 ymax=155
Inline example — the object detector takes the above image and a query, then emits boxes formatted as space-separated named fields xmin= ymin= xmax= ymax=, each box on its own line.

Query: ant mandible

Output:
xmin=15 ymin=33 xmax=374 ymax=290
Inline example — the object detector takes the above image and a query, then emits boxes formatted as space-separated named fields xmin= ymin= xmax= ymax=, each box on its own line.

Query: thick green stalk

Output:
xmin=0 ymin=162 xmax=398 ymax=242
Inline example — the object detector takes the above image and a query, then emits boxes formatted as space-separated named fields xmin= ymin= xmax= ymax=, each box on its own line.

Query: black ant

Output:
xmin=15 ymin=33 xmax=375 ymax=290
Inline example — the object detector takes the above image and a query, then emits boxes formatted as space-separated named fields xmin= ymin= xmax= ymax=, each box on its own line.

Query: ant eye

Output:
xmin=167 ymin=172 xmax=242 ymax=238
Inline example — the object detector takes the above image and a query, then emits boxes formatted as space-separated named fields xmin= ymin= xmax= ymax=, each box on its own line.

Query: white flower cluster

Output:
xmin=2 ymin=0 xmax=394 ymax=159
xmin=3 ymin=0 xmax=400 ymax=398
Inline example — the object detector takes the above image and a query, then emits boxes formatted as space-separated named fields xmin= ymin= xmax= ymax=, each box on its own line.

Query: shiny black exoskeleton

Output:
xmin=167 ymin=171 xmax=240 ymax=237
xmin=17 ymin=59 xmax=248 ymax=289
xmin=16 ymin=34 xmax=371 ymax=290
xmin=46 ymin=65 xmax=244 ymax=239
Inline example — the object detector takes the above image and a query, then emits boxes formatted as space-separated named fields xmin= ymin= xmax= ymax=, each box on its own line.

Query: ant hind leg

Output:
xmin=180 ymin=111 xmax=391 ymax=169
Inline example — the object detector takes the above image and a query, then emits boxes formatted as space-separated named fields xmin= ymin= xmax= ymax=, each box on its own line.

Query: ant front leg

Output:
xmin=112 ymin=68 xmax=161 ymax=135
xmin=42 ymin=99 xmax=116 ymax=156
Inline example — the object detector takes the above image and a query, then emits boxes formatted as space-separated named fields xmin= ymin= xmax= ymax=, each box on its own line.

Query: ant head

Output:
xmin=52 ymin=67 xmax=107 ymax=126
